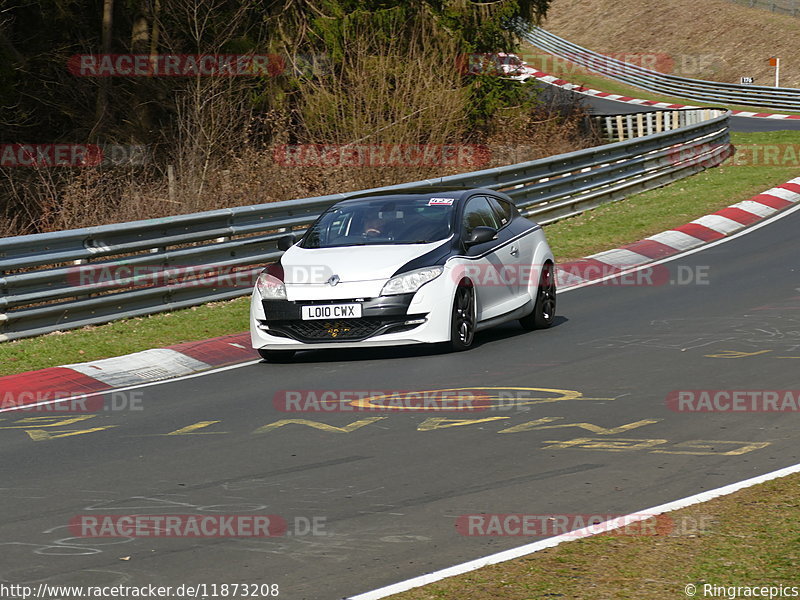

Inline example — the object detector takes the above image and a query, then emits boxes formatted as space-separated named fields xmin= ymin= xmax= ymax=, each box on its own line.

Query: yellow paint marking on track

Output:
xmin=497 ymin=417 xmax=562 ymax=433
xmin=0 ymin=415 xmax=97 ymax=429
xmin=252 ymin=417 xmax=386 ymax=434
xmin=499 ymin=418 xmax=660 ymax=435
xmin=417 ymin=417 xmax=509 ymax=431
xmin=25 ymin=426 xmax=117 ymax=442
xmin=651 ymin=440 xmax=772 ymax=455
xmin=542 ymin=438 xmax=669 ymax=452
xmin=704 ymin=350 xmax=772 ymax=359
xmin=164 ymin=421 xmax=227 ymax=435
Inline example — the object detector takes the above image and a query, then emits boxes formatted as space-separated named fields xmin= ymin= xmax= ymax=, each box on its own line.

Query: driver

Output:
xmin=363 ymin=216 xmax=385 ymax=237
xmin=362 ymin=208 xmax=400 ymax=237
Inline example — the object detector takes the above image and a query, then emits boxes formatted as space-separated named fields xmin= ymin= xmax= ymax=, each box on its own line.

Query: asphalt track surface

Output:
xmin=2 ymin=197 xmax=800 ymax=597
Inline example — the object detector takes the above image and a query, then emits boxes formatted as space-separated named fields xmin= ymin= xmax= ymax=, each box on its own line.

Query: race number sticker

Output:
xmin=429 ymin=197 xmax=454 ymax=206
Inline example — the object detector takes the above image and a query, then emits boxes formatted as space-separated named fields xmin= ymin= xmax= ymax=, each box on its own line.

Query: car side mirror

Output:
xmin=464 ymin=226 xmax=497 ymax=247
xmin=277 ymin=234 xmax=297 ymax=251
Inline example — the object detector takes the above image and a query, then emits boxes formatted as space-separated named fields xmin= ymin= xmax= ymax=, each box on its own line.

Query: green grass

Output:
xmin=385 ymin=472 xmax=800 ymax=600
xmin=547 ymin=130 xmax=800 ymax=260
xmin=523 ymin=46 xmax=800 ymax=116
xmin=1 ymin=131 xmax=798 ymax=376
xmin=0 ymin=298 xmax=251 ymax=376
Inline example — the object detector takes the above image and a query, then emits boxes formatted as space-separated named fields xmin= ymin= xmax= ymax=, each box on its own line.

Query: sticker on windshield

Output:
xmin=429 ymin=197 xmax=454 ymax=206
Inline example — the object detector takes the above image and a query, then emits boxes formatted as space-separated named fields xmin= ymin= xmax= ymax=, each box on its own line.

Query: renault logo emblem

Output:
xmin=327 ymin=274 xmax=340 ymax=286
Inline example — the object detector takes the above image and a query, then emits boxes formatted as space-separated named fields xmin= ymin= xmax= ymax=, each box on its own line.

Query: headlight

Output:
xmin=256 ymin=270 xmax=286 ymax=299
xmin=381 ymin=266 xmax=443 ymax=296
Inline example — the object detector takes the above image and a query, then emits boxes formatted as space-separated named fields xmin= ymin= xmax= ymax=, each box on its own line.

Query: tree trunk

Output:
xmin=92 ymin=0 xmax=115 ymax=140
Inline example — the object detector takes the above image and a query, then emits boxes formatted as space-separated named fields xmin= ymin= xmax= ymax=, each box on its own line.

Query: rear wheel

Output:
xmin=258 ymin=349 xmax=296 ymax=363
xmin=449 ymin=281 xmax=476 ymax=351
xmin=520 ymin=262 xmax=556 ymax=330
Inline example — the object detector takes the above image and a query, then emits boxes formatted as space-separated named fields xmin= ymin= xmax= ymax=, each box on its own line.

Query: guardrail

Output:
xmin=0 ymin=108 xmax=730 ymax=342
xmin=729 ymin=0 xmax=800 ymax=17
xmin=522 ymin=26 xmax=800 ymax=111
xmin=594 ymin=109 xmax=713 ymax=142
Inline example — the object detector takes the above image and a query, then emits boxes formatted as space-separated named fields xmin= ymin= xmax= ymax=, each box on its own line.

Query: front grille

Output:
xmin=265 ymin=315 xmax=423 ymax=342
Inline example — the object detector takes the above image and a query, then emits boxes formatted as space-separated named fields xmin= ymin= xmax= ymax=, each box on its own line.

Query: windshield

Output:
xmin=300 ymin=197 xmax=454 ymax=248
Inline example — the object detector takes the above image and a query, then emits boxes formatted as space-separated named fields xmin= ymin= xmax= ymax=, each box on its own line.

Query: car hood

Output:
xmin=281 ymin=239 xmax=451 ymax=284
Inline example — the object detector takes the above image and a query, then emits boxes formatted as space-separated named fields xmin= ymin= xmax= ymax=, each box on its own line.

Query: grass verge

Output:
xmin=0 ymin=298 xmax=251 ymax=377
xmin=1 ymin=130 xmax=798 ymax=376
xmin=546 ymin=130 xmax=800 ymax=260
xmin=383 ymin=472 xmax=800 ymax=600
xmin=522 ymin=46 xmax=800 ymax=116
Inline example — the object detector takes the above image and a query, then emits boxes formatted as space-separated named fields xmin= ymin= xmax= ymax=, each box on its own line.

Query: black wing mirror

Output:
xmin=464 ymin=226 xmax=497 ymax=247
xmin=277 ymin=234 xmax=297 ymax=251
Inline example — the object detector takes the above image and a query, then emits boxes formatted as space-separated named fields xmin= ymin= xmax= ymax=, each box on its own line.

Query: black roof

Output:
xmin=335 ymin=186 xmax=505 ymax=206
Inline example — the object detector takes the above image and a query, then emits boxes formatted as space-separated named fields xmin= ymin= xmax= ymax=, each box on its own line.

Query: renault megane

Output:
xmin=250 ymin=189 xmax=556 ymax=361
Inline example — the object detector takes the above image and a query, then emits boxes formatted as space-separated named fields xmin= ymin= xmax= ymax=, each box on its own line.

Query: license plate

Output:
xmin=301 ymin=303 xmax=361 ymax=320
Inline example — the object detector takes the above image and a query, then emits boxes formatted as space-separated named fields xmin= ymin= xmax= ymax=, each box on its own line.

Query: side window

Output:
xmin=330 ymin=212 xmax=351 ymax=237
xmin=462 ymin=196 xmax=501 ymax=237
xmin=487 ymin=197 xmax=514 ymax=228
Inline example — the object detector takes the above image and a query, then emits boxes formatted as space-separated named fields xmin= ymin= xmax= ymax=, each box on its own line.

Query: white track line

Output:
xmin=0 ymin=360 xmax=262 ymax=414
xmin=347 ymin=461 xmax=800 ymax=600
xmin=559 ymin=200 xmax=800 ymax=291
xmin=4 ymin=199 xmax=800 ymax=414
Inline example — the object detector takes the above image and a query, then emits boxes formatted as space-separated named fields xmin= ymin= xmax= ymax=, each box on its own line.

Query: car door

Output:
xmin=487 ymin=195 xmax=531 ymax=303
xmin=460 ymin=195 xmax=518 ymax=321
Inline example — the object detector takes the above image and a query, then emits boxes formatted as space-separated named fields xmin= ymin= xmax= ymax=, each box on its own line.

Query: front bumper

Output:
xmin=250 ymin=276 xmax=453 ymax=350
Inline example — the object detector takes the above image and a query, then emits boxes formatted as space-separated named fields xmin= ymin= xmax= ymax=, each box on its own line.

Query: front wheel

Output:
xmin=258 ymin=349 xmax=296 ymax=363
xmin=449 ymin=281 xmax=476 ymax=351
xmin=520 ymin=262 xmax=556 ymax=330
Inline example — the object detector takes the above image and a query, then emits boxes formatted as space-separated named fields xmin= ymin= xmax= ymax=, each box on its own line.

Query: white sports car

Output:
xmin=466 ymin=52 xmax=537 ymax=81
xmin=250 ymin=189 xmax=556 ymax=361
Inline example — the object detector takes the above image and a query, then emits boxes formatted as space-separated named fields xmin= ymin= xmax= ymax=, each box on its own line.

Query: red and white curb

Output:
xmin=0 ymin=333 xmax=253 ymax=411
xmin=2 ymin=176 xmax=800 ymax=409
xmin=556 ymin=176 xmax=800 ymax=288
xmin=530 ymin=69 xmax=800 ymax=120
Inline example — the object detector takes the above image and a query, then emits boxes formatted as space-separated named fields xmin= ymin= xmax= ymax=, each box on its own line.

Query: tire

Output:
xmin=449 ymin=281 xmax=476 ymax=352
xmin=520 ymin=262 xmax=556 ymax=330
xmin=258 ymin=349 xmax=296 ymax=363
